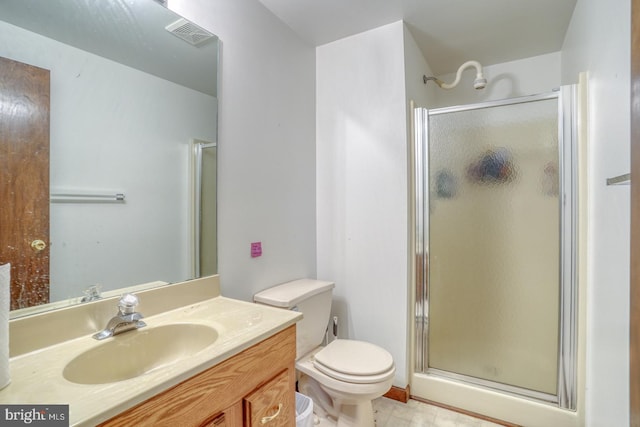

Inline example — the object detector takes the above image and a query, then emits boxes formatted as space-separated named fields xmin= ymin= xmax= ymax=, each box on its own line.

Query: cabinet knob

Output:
xmin=260 ymin=403 xmax=283 ymax=424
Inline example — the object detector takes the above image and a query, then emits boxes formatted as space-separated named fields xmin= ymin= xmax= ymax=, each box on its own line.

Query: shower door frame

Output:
xmin=191 ymin=139 xmax=218 ymax=278
xmin=413 ymin=86 xmax=578 ymax=409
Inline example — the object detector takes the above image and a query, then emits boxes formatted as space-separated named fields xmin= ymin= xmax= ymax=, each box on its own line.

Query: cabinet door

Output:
xmin=244 ymin=369 xmax=295 ymax=426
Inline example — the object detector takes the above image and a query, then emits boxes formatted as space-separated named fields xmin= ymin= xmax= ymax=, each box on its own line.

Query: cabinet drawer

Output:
xmin=244 ymin=369 xmax=295 ymax=426
xmin=201 ymin=402 xmax=242 ymax=427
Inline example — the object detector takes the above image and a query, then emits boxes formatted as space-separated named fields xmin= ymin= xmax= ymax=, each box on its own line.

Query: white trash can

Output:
xmin=295 ymin=392 xmax=313 ymax=427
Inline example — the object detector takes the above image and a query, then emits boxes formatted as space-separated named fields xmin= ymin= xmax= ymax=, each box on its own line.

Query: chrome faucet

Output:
xmin=92 ymin=293 xmax=146 ymax=340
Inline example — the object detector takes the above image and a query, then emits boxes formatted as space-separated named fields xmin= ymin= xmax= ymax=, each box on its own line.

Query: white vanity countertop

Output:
xmin=0 ymin=296 xmax=302 ymax=426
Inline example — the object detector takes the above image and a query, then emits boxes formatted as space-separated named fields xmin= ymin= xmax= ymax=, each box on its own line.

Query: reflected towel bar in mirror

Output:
xmin=50 ymin=193 xmax=126 ymax=203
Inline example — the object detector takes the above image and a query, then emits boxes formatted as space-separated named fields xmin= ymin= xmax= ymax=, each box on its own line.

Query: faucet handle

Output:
xmin=81 ymin=284 xmax=102 ymax=302
xmin=118 ymin=293 xmax=139 ymax=314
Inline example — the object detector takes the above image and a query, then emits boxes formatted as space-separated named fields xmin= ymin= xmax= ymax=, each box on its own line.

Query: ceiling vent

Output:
xmin=165 ymin=18 xmax=215 ymax=47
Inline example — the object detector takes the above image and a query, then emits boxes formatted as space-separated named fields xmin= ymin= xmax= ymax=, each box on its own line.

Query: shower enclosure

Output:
xmin=412 ymin=87 xmax=577 ymax=410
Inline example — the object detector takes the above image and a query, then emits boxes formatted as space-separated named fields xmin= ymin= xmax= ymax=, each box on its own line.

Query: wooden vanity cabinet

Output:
xmin=99 ymin=325 xmax=297 ymax=427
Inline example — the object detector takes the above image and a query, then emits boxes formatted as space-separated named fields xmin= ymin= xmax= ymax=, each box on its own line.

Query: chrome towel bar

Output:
xmin=606 ymin=173 xmax=630 ymax=186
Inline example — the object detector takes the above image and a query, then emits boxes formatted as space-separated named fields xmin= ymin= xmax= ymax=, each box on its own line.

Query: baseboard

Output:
xmin=384 ymin=385 xmax=410 ymax=403
xmin=410 ymin=396 xmax=521 ymax=427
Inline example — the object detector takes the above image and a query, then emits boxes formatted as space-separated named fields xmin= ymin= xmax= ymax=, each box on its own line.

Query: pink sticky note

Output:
xmin=251 ymin=242 xmax=262 ymax=257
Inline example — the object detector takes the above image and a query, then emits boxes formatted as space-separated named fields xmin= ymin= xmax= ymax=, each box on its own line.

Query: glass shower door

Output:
xmin=414 ymin=89 xmax=577 ymax=407
xmin=192 ymin=140 xmax=217 ymax=277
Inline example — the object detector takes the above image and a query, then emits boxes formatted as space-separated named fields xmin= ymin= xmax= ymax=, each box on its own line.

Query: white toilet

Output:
xmin=254 ymin=279 xmax=395 ymax=427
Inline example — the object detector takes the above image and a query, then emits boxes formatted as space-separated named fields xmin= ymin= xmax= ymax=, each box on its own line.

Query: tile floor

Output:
xmin=372 ymin=397 xmax=504 ymax=427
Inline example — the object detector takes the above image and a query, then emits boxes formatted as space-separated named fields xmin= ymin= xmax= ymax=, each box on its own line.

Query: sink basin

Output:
xmin=63 ymin=323 xmax=218 ymax=385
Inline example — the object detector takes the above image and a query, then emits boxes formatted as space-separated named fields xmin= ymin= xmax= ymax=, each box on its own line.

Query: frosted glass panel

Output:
xmin=427 ymin=99 xmax=559 ymax=394
xmin=200 ymin=146 xmax=217 ymax=276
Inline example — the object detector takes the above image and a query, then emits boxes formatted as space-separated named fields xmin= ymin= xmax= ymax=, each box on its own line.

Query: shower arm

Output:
xmin=424 ymin=60 xmax=487 ymax=90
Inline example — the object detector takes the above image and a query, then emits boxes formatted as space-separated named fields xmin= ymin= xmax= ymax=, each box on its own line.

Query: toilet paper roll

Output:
xmin=0 ymin=263 xmax=10 ymax=390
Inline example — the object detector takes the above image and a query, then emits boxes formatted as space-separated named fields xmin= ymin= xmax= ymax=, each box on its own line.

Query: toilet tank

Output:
xmin=254 ymin=279 xmax=335 ymax=359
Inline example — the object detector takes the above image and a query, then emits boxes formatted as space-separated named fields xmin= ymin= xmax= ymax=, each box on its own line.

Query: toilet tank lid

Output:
xmin=254 ymin=279 xmax=335 ymax=308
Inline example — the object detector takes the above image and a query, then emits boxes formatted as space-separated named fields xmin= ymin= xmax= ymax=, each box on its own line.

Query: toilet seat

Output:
xmin=313 ymin=339 xmax=394 ymax=384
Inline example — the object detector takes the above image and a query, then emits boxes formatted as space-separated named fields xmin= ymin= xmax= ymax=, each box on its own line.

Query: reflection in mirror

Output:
xmin=191 ymin=140 xmax=218 ymax=277
xmin=0 ymin=0 xmax=219 ymax=317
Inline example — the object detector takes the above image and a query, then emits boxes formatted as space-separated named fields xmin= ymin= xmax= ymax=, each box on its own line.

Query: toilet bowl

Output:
xmin=297 ymin=341 xmax=395 ymax=426
xmin=254 ymin=279 xmax=396 ymax=427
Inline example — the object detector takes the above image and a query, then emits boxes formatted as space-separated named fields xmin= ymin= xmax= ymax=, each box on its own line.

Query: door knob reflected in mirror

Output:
xmin=31 ymin=240 xmax=47 ymax=252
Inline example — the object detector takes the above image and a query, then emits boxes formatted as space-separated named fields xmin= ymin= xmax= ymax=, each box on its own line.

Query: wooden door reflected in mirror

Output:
xmin=0 ymin=56 xmax=50 ymax=310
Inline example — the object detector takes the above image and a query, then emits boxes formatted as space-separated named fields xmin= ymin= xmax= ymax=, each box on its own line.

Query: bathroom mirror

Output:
xmin=0 ymin=0 xmax=219 ymax=316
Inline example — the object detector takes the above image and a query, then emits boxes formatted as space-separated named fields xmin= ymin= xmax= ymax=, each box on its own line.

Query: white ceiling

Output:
xmin=257 ymin=0 xmax=577 ymax=75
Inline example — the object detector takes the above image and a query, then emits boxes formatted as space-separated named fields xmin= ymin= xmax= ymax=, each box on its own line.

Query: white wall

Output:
xmin=316 ymin=21 xmax=409 ymax=387
xmin=169 ymin=0 xmax=317 ymax=301
xmin=561 ymin=0 xmax=631 ymax=425
xmin=0 ymin=21 xmax=217 ymax=301
xmin=403 ymin=25 xmax=436 ymax=110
